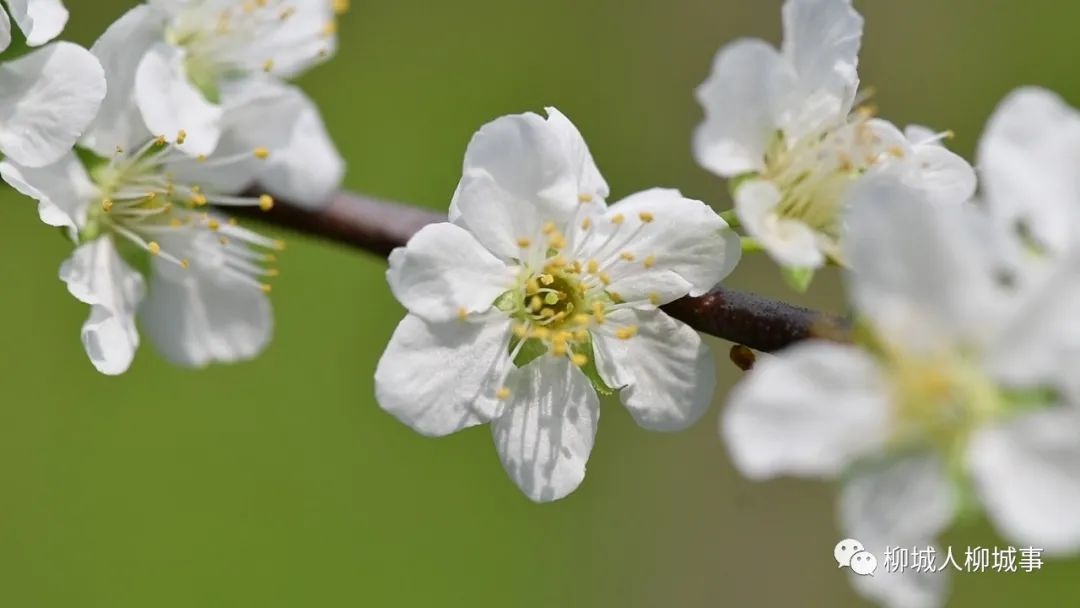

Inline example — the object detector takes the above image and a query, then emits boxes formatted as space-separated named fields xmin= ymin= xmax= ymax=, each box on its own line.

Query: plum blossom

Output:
xmin=89 ymin=0 xmax=344 ymax=160
xmin=375 ymin=108 xmax=741 ymax=502
xmin=0 ymin=0 xmax=68 ymax=51
xmin=722 ymin=173 xmax=1080 ymax=608
xmin=693 ymin=0 xmax=974 ymax=276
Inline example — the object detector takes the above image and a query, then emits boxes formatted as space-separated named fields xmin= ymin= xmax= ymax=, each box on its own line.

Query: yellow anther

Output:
xmin=944 ymin=129 xmax=956 ymax=139
xmin=611 ymin=213 xmax=625 ymax=225
xmin=539 ymin=273 xmax=555 ymax=286
xmin=228 ymin=217 xmax=238 ymax=226
xmin=546 ymin=256 xmax=566 ymax=269
xmin=206 ymin=219 xmax=220 ymax=231
xmin=266 ymin=268 xmax=281 ymax=277
xmin=176 ymin=130 xmax=187 ymax=145
xmin=219 ymin=237 xmax=230 ymax=245
xmin=620 ymin=251 xmax=635 ymax=262
xmin=101 ymin=199 xmax=113 ymax=212
xmin=591 ymin=302 xmax=606 ymax=324
xmin=513 ymin=323 xmax=529 ymax=338
xmin=526 ymin=278 xmax=540 ymax=294
xmin=170 ymin=218 xmax=184 ymax=228
xmin=638 ymin=211 xmax=654 ymax=223
xmin=146 ymin=191 xmax=158 ymax=202
xmin=571 ymin=353 xmax=588 ymax=367
xmin=197 ymin=154 xmax=208 ymax=163
xmin=530 ymin=295 xmax=543 ymax=312
xmin=573 ymin=329 xmax=589 ymax=342
xmin=322 ymin=20 xmax=338 ymax=36
xmin=517 ymin=237 xmax=531 ymax=248
xmin=530 ymin=326 xmax=550 ymax=340
xmin=148 ymin=241 xmax=162 ymax=255
xmin=180 ymin=259 xmax=191 ymax=269
xmin=457 ymin=307 xmax=468 ymax=321
xmin=578 ymin=193 xmax=593 ymax=203
xmin=262 ymin=59 xmax=275 ymax=72
xmin=264 ymin=253 xmax=277 ymax=262
xmin=587 ymin=259 xmax=599 ymax=274
xmin=643 ymin=255 xmax=656 ymax=269
xmin=332 ymin=0 xmax=350 ymax=14
xmin=888 ymin=146 xmax=905 ymax=158
xmin=572 ymin=314 xmax=591 ymax=327
xmin=548 ymin=232 xmax=566 ymax=249
xmin=599 ymin=272 xmax=611 ymax=286
xmin=571 ymin=260 xmax=582 ymax=274
xmin=273 ymin=239 xmax=286 ymax=251
xmin=609 ymin=291 xmax=622 ymax=303
xmin=254 ymin=147 xmax=271 ymax=159
xmin=581 ymin=217 xmax=592 ymax=230
xmin=260 ymin=283 xmax=273 ymax=294
xmin=191 ymin=193 xmax=208 ymax=206
xmin=259 ymin=194 xmax=274 ymax=211
xmin=615 ymin=326 xmax=639 ymax=340
xmin=154 ymin=134 xmax=167 ymax=146
xmin=539 ymin=308 xmax=556 ymax=318
xmin=552 ymin=341 xmax=568 ymax=356
xmin=542 ymin=221 xmax=557 ymax=234
xmin=115 ymin=145 xmax=124 ymax=155
xmin=496 ymin=386 xmax=511 ymax=400
xmin=279 ymin=6 xmax=296 ymax=20
xmin=648 ymin=292 xmax=661 ymax=305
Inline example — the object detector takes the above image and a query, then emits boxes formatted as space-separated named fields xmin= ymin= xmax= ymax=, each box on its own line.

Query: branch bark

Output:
xmin=233 ymin=190 xmax=848 ymax=353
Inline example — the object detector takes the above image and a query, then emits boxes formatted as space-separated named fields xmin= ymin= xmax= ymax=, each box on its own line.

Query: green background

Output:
xmin=2 ymin=1 xmax=1079 ymax=605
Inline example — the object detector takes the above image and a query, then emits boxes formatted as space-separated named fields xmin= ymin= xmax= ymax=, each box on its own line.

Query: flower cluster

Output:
xmin=1 ymin=0 xmax=346 ymax=374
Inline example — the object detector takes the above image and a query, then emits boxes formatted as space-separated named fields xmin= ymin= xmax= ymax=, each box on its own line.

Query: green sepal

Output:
xmin=509 ymin=337 xmax=547 ymax=368
xmin=493 ymin=290 xmax=518 ymax=313
xmin=781 ymin=266 xmax=815 ymax=293
xmin=573 ymin=336 xmax=615 ymax=397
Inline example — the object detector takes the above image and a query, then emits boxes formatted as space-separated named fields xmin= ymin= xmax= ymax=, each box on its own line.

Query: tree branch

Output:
xmin=234 ymin=190 xmax=848 ymax=353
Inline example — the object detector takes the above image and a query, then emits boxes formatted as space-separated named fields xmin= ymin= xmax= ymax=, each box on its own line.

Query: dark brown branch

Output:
xmin=233 ymin=190 xmax=848 ymax=353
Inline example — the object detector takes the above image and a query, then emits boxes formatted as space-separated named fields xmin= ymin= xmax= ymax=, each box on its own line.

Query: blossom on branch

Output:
xmin=375 ymin=108 xmax=741 ymax=502
xmin=693 ymin=0 xmax=974 ymax=280
xmin=722 ymin=170 xmax=1080 ymax=607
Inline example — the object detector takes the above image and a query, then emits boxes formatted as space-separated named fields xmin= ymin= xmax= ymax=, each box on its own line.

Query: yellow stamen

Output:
xmin=643 ymin=255 xmax=656 ymax=269
xmin=592 ymin=302 xmax=606 ymax=324
xmin=571 ymin=353 xmax=588 ymax=366
xmin=517 ymin=237 xmax=531 ymax=248
xmin=496 ymin=387 xmax=511 ymax=400
xmin=611 ymin=213 xmax=625 ymax=225
xmin=578 ymin=193 xmax=593 ymax=203
xmin=615 ymin=326 xmax=639 ymax=340
xmin=176 ymin=130 xmax=187 ymax=145
xmin=259 ymin=195 xmax=275 ymax=211
xmin=587 ymin=259 xmax=599 ymax=274
xmin=254 ymin=147 xmax=270 ymax=159
xmin=638 ymin=211 xmax=654 ymax=223
xmin=148 ymin=241 xmax=161 ymax=255
xmin=581 ymin=217 xmax=592 ymax=230
xmin=620 ymin=251 xmax=635 ymax=262
xmin=457 ymin=307 xmax=468 ymax=321
xmin=539 ymin=273 xmax=555 ymax=286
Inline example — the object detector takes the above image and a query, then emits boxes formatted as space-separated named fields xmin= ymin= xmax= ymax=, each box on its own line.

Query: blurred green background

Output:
xmin=3 ymin=1 xmax=1080 ymax=606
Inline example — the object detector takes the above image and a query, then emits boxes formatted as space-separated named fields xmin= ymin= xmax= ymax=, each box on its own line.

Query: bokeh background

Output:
xmin=3 ymin=1 xmax=1080 ymax=606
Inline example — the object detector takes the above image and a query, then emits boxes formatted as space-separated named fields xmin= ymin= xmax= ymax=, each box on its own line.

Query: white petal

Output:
xmin=218 ymin=78 xmax=343 ymax=206
xmin=59 ymin=237 xmax=146 ymax=375
xmin=252 ymin=0 xmax=335 ymax=78
xmin=139 ymin=231 xmax=272 ymax=367
xmin=903 ymin=142 xmax=977 ymax=205
xmin=722 ymin=341 xmax=890 ymax=479
xmin=977 ymin=87 xmax=1080 ymax=255
xmin=450 ymin=110 xmax=586 ymax=256
xmin=0 ymin=152 xmax=95 ymax=231
xmin=592 ymin=309 xmax=715 ymax=432
xmin=0 ymin=4 xmax=11 ymax=52
xmin=386 ymin=222 xmax=515 ymax=323
xmin=0 ymin=42 xmax=106 ymax=167
xmin=5 ymin=0 xmax=68 ymax=46
xmin=844 ymin=175 xmax=1010 ymax=350
xmin=735 ymin=179 xmax=825 ymax=268
xmin=81 ymin=5 xmax=164 ymax=156
xmin=780 ymin=0 xmax=862 ymax=129
xmin=968 ymin=407 xmax=1080 ymax=555
xmin=376 ymin=314 xmax=512 ymax=436
xmin=543 ymin=106 xmax=609 ymax=203
xmin=135 ymin=41 xmax=223 ymax=156
xmin=492 ymin=355 xmax=599 ymax=502
xmin=577 ymin=188 xmax=739 ymax=304
xmin=693 ymin=39 xmax=789 ymax=176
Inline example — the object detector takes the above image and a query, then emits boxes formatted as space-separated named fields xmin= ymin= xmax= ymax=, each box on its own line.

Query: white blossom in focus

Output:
xmin=375 ymin=108 xmax=741 ymax=502
xmin=88 ymin=0 xmax=344 ymax=163
xmin=0 ymin=0 xmax=68 ymax=51
xmin=0 ymin=42 xmax=105 ymax=167
xmin=722 ymin=175 xmax=1080 ymax=608
xmin=693 ymin=0 xmax=974 ymax=273
xmin=0 ymin=84 xmax=289 ymax=374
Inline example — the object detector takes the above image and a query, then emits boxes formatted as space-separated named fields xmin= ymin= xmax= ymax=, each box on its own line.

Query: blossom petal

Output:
xmin=492 ymin=355 xmax=599 ymax=502
xmin=255 ymin=0 xmax=335 ymax=78
xmin=81 ymin=5 xmax=164 ymax=156
xmin=5 ymin=0 xmax=68 ymax=46
xmin=218 ymin=78 xmax=343 ymax=206
xmin=386 ymin=222 xmax=515 ymax=323
xmin=722 ymin=341 xmax=890 ymax=479
xmin=977 ymin=87 xmax=1080 ymax=255
xmin=780 ymin=0 xmax=863 ymax=133
xmin=135 ymin=41 xmax=223 ymax=156
xmin=0 ymin=42 xmax=106 ymax=167
xmin=736 ymin=179 xmax=825 ymax=268
xmin=59 ymin=237 xmax=146 ymax=375
xmin=592 ymin=309 xmax=714 ymax=432
xmin=376 ymin=314 xmax=512 ymax=437
xmin=0 ymin=4 xmax=11 ymax=52
xmin=844 ymin=175 xmax=1009 ymax=350
xmin=450 ymin=110 xmax=590 ymax=257
xmin=139 ymin=231 xmax=273 ymax=368
xmin=693 ymin=39 xmax=789 ymax=176
xmin=0 ymin=152 xmax=95 ymax=231
xmin=903 ymin=142 xmax=977 ymax=205
xmin=575 ymin=188 xmax=740 ymax=304
xmin=543 ymin=106 xmax=609 ymax=204
xmin=968 ymin=407 xmax=1080 ymax=555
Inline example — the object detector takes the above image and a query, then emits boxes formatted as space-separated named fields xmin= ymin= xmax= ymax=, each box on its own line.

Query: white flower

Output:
xmin=375 ymin=108 xmax=741 ymax=502
xmin=0 ymin=42 xmax=105 ymax=167
xmin=693 ymin=0 xmax=974 ymax=270
xmin=90 ymin=0 xmax=343 ymax=157
xmin=0 ymin=0 xmax=68 ymax=51
xmin=722 ymin=175 xmax=1080 ymax=608
xmin=1 ymin=99 xmax=286 ymax=374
